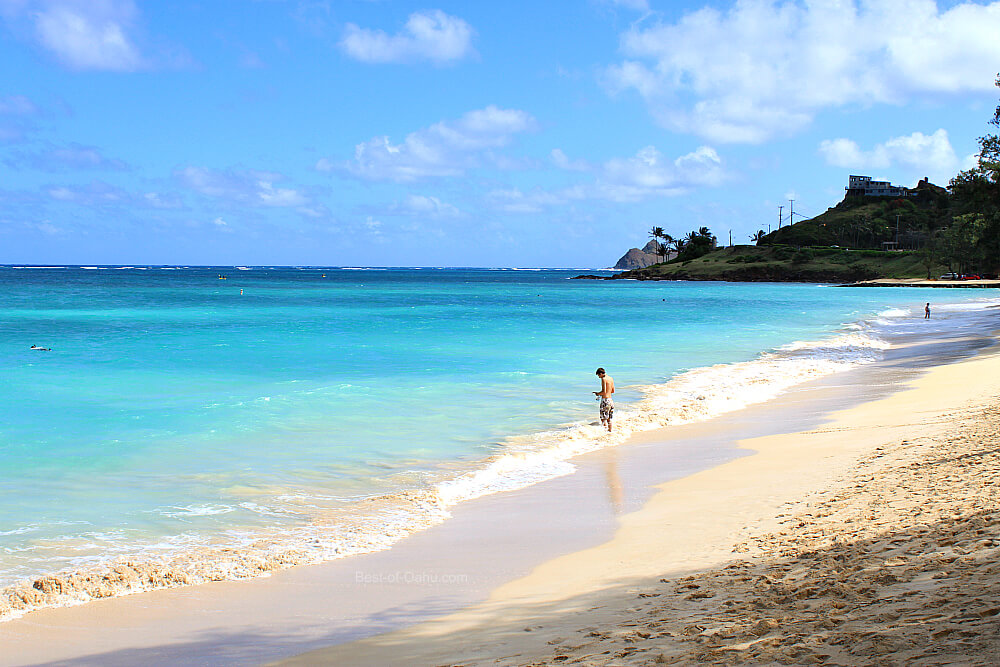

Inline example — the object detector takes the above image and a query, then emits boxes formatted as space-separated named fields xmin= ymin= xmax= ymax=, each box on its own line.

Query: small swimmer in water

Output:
xmin=30 ymin=345 xmax=52 ymax=351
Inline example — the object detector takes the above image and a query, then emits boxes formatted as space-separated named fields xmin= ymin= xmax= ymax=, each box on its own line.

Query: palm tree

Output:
xmin=648 ymin=226 xmax=667 ymax=262
xmin=660 ymin=232 xmax=675 ymax=262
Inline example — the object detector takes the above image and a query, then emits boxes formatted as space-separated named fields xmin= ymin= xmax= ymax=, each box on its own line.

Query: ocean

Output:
xmin=1 ymin=266 xmax=996 ymax=617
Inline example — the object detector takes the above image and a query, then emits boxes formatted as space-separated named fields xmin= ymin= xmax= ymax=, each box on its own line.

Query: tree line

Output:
xmin=938 ymin=75 xmax=1000 ymax=274
xmin=648 ymin=226 xmax=718 ymax=263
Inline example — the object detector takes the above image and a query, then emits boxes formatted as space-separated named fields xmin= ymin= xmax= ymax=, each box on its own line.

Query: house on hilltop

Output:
xmin=846 ymin=175 xmax=914 ymax=198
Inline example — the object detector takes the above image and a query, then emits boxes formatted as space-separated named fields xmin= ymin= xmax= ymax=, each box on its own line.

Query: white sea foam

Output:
xmin=937 ymin=300 xmax=1000 ymax=312
xmin=878 ymin=307 xmax=910 ymax=319
xmin=157 ymin=505 xmax=236 ymax=519
xmin=428 ymin=330 xmax=893 ymax=509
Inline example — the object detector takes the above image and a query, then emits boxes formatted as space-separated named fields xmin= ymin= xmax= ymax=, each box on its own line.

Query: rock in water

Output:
xmin=614 ymin=240 xmax=663 ymax=269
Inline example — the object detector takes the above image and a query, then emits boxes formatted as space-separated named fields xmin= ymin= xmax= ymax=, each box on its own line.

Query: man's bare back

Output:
xmin=594 ymin=368 xmax=615 ymax=432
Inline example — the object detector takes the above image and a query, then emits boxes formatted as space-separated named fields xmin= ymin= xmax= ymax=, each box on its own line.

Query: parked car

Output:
xmin=939 ymin=272 xmax=959 ymax=280
xmin=962 ymin=274 xmax=983 ymax=280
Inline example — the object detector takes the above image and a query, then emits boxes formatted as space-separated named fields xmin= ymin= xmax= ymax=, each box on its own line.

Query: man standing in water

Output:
xmin=925 ymin=302 xmax=931 ymax=319
xmin=594 ymin=367 xmax=615 ymax=432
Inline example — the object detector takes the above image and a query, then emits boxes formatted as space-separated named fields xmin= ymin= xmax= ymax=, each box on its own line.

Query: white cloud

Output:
xmin=31 ymin=0 xmax=144 ymax=71
xmin=35 ymin=221 xmax=65 ymax=236
xmin=819 ymin=129 xmax=960 ymax=183
xmin=7 ymin=142 xmax=129 ymax=171
xmin=256 ymin=180 xmax=308 ymax=207
xmin=589 ymin=145 xmax=725 ymax=202
xmin=47 ymin=186 xmax=74 ymax=201
xmin=44 ymin=180 xmax=126 ymax=204
xmin=177 ymin=166 xmax=313 ymax=209
xmin=817 ymin=138 xmax=870 ymax=168
xmin=396 ymin=194 xmax=461 ymax=218
xmin=211 ymin=216 xmax=234 ymax=233
xmin=492 ymin=145 xmax=725 ymax=211
xmin=550 ymin=148 xmax=590 ymax=171
xmin=607 ymin=0 xmax=649 ymax=10
xmin=142 ymin=191 xmax=182 ymax=209
xmin=342 ymin=105 xmax=536 ymax=182
xmin=340 ymin=10 xmax=475 ymax=64
xmin=605 ymin=0 xmax=1000 ymax=143
xmin=39 ymin=180 xmax=187 ymax=211
xmin=488 ymin=187 xmax=569 ymax=214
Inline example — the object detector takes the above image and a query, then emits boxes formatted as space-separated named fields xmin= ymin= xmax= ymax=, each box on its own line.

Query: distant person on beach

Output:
xmin=925 ymin=303 xmax=931 ymax=319
xmin=594 ymin=368 xmax=615 ymax=432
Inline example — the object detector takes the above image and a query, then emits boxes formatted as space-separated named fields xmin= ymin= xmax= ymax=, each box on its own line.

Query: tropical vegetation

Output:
xmin=647 ymin=225 xmax=718 ymax=264
xmin=633 ymin=75 xmax=1000 ymax=280
xmin=756 ymin=75 xmax=1000 ymax=277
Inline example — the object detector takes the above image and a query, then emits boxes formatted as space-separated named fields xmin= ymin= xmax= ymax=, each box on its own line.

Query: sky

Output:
xmin=1 ymin=0 xmax=999 ymax=267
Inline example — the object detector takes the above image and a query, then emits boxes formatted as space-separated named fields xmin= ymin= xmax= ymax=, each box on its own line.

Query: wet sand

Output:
xmin=281 ymin=337 xmax=1000 ymax=665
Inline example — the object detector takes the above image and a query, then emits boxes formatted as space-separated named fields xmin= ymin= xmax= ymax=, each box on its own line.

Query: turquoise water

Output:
xmin=1 ymin=266 xmax=995 ymax=610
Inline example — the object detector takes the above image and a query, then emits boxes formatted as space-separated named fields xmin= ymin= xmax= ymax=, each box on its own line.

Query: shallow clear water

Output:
xmin=0 ymin=266 xmax=996 ymax=595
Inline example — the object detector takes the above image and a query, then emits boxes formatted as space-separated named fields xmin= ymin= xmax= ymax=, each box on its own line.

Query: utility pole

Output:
xmin=778 ymin=205 xmax=784 ymax=229
xmin=789 ymin=199 xmax=795 ymax=226
xmin=895 ymin=213 xmax=900 ymax=250
xmin=729 ymin=229 xmax=732 ymax=247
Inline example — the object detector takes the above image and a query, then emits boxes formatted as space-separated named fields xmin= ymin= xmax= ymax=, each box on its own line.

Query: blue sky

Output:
xmin=1 ymin=0 xmax=998 ymax=267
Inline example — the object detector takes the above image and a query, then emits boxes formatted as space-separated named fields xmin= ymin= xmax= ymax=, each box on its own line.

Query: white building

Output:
xmin=846 ymin=175 xmax=911 ymax=197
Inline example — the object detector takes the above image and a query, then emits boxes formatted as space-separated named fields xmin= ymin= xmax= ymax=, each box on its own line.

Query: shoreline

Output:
xmin=280 ymin=330 xmax=1000 ymax=666
xmin=0 ymin=297 xmax=906 ymax=625
xmin=844 ymin=278 xmax=1000 ymax=288
xmin=1 ymin=313 xmax=994 ymax=664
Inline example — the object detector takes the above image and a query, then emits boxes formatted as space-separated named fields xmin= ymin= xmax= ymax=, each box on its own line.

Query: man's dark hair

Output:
xmin=596 ymin=368 xmax=605 ymax=376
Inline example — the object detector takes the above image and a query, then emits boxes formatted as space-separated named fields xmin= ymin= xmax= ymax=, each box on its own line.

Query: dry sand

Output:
xmin=281 ymin=346 xmax=1000 ymax=666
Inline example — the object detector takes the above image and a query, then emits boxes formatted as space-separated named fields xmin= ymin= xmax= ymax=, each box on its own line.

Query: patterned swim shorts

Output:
xmin=599 ymin=396 xmax=614 ymax=422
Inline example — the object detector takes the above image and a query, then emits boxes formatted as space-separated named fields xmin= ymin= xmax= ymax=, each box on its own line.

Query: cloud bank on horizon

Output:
xmin=0 ymin=0 xmax=997 ymax=266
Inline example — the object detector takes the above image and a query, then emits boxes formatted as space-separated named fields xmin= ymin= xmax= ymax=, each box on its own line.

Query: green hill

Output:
xmin=758 ymin=180 xmax=951 ymax=250
xmin=612 ymin=245 xmax=942 ymax=283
